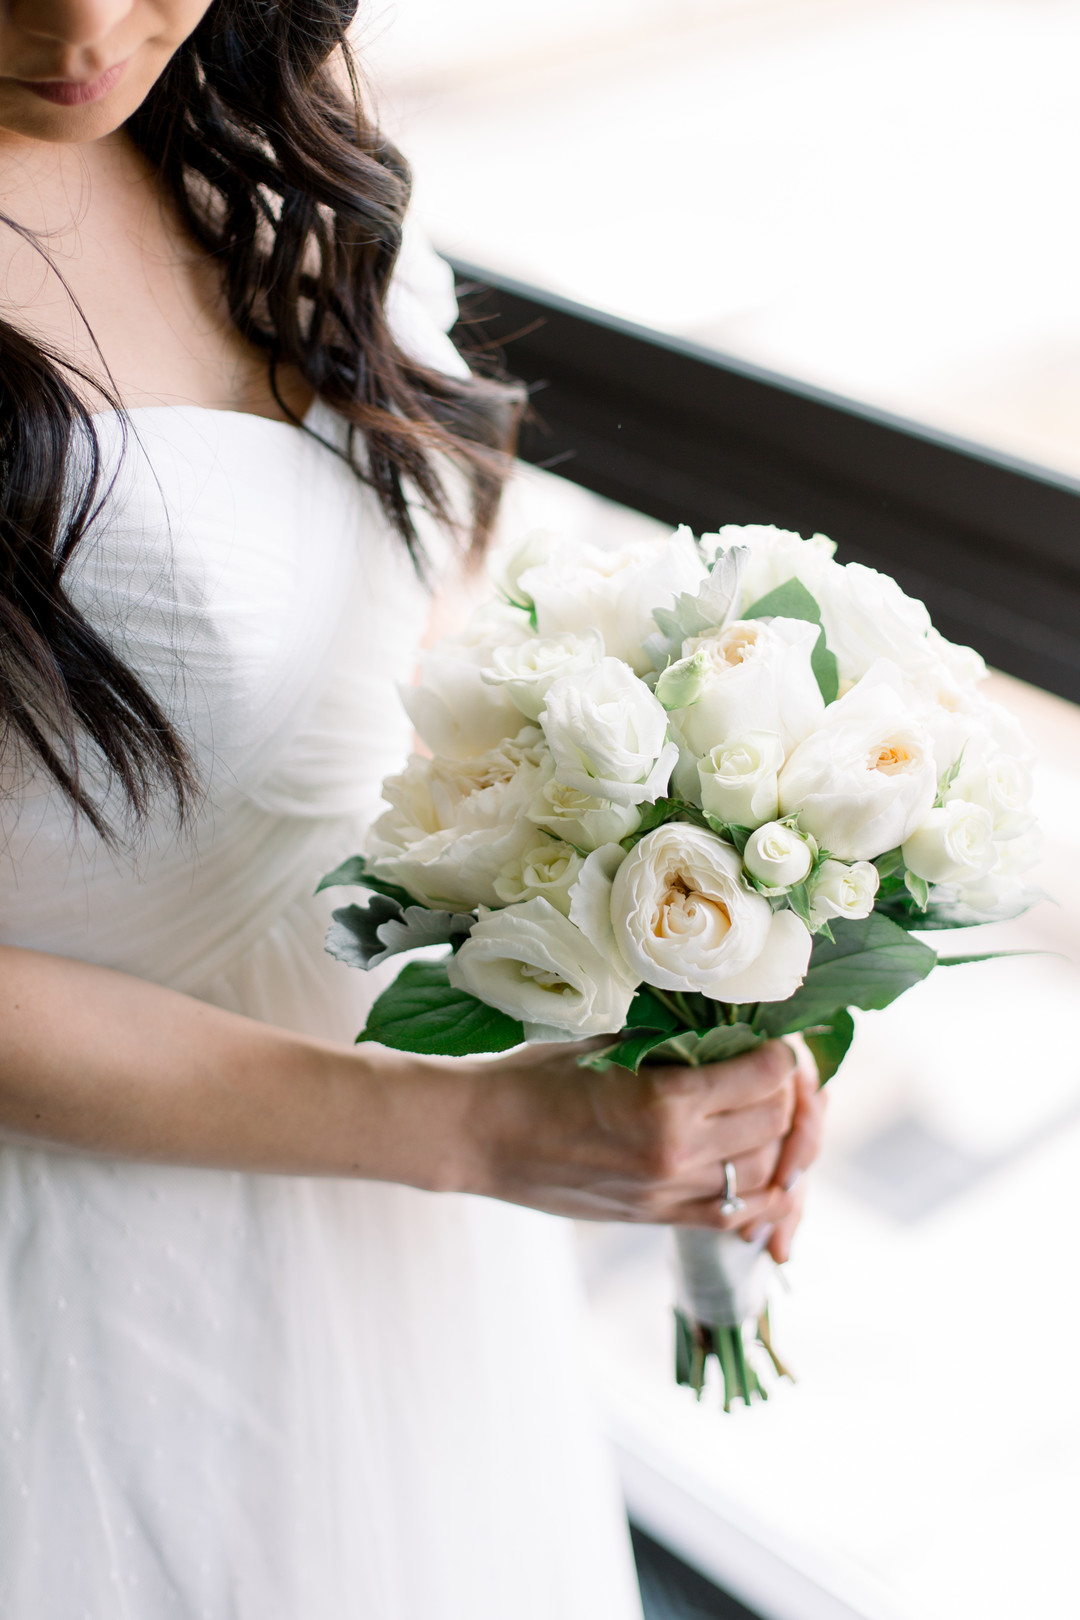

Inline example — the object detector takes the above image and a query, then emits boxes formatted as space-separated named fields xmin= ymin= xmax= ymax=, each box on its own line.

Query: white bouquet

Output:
xmin=320 ymin=523 xmax=1041 ymax=1409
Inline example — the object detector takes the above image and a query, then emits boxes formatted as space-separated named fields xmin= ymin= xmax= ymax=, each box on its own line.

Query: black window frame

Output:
xmin=449 ymin=257 xmax=1080 ymax=706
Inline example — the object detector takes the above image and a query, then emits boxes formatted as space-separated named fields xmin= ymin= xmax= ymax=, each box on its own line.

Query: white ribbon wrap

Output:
xmin=673 ymin=1227 xmax=771 ymax=1331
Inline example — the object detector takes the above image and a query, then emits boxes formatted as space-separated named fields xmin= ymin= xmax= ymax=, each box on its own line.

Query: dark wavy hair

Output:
xmin=0 ymin=0 xmax=520 ymax=841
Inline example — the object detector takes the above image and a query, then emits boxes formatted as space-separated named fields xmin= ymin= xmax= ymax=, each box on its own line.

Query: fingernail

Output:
xmin=746 ymin=1222 xmax=773 ymax=1244
xmin=784 ymin=1169 xmax=803 ymax=1194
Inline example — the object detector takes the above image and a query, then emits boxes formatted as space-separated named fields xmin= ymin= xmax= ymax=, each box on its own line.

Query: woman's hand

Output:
xmin=456 ymin=1037 xmax=804 ymax=1231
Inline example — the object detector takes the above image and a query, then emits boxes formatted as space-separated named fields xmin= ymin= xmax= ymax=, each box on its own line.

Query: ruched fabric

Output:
xmin=0 ymin=238 xmax=642 ymax=1619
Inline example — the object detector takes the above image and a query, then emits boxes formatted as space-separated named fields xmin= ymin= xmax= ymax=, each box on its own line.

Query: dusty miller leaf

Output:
xmin=326 ymin=898 xmax=474 ymax=971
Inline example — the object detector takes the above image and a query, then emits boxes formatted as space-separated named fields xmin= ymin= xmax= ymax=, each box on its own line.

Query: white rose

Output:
xmin=541 ymin=657 xmax=679 ymax=807
xmin=933 ymin=828 xmax=1041 ymax=921
xmin=815 ymin=562 xmax=936 ymax=685
xmin=447 ymin=897 xmax=636 ymax=1041
xmin=924 ymin=626 xmax=987 ymax=688
xmin=609 ymin=823 xmax=812 ymax=1002
xmin=671 ymin=617 xmax=824 ymax=759
xmin=366 ymin=728 xmax=551 ymax=909
xmin=743 ymin=822 xmax=814 ymax=892
xmin=697 ymin=732 xmax=784 ymax=828
xmin=807 ymin=859 xmax=880 ymax=926
xmin=778 ymin=665 xmax=937 ymax=861
xmin=401 ymin=637 xmax=527 ymax=761
xmin=902 ymin=799 xmax=995 ymax=885
xmin=518 ymin=527 xmax=705 ymax=674
xmin=480 ymin=628 xmax=604 ymax=721
xmin=944 ymin=737 xmax=1034 ymax=840
xmin=902 ymin=658 xmax=993 ymax=774
xmin=707 ymin=524 xmax=837 ymax=613
xmin=493 ymin=835 xmax=585 ymax=915
xmin=526 ymin=777 xmax=642 ymax=851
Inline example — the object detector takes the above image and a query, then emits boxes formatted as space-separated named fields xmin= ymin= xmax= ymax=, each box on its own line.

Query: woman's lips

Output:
xmin=18 ymin=61 xmax=128 ymax=107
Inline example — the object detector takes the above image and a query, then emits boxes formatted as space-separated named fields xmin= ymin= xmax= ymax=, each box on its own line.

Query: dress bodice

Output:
xmin=0 ymin=400 xmax=435 ymax=991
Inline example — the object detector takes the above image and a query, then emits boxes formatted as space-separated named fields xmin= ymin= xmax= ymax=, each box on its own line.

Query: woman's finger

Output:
xmin=767 ymin=1178 xmax=807 ymax=1263
xmin=667 ymin=1180 xmax=796 ymax=1232
xmin=694 ymin=1097 xmax=795 ymax=1164
xmin=650 ymin=1037 xmax=795 ymax=1116
xmin=770 ymin=1045 xmax=827 ymax=1194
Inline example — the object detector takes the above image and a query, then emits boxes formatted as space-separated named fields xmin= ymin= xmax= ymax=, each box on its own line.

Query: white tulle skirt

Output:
xmin=0 ymin=891 xmax=642 ymax=1619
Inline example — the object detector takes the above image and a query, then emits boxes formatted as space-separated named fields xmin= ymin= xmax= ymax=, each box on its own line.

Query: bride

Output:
xmin=0 ymin=3 xmax=825 ymax=1615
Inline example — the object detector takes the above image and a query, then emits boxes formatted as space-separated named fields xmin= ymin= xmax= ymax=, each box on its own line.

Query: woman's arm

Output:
xmin=0 ymin=943 xmax=811 ymax=1231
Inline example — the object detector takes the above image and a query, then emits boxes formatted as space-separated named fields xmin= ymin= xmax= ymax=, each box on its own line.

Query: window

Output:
xmin=370 ymin=0 xmax=1080 ymax=481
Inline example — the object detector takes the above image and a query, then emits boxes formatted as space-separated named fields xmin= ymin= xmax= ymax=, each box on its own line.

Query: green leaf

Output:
xmin=810 ymin=632 xmax=840 ymax=705
xmin=904 ymin=870 xmax=930 ymax=911
xmin=624 ymin=797 xmax=686 ymax=841
xmin=648 ymin=1023 xmax=763 ymax=1067
xmin=743 ymin=577 xmax=823 ymax=624
xmin=743 ymin=577 xmax=838 ymax=703
xmin=803 ymin=1009 xmax=855 ymax=1084
xmin=625 ymin=988 xmax=681 ymax=1031
xmin=935 ymin=949 xmax=1050 ymax=967
xmin=704 ymin=816 xmax=753 ymax=854
xmin=358 ymin=960 xmax=524 ymax=1056
xmin=326 ymin=899 xmax=475 ymax=972
xmin=578 ymin=1028 xmax=683 ymax=1073
xmin=875 ymin=847 xmax=904 ymax=880
xmin=934 ymin=748 xmax=966 ymax=808
xmin=752 ymin=914 xmax=937 ymax=1036
xmin=316 ymin=854 xmax=418 ymax=911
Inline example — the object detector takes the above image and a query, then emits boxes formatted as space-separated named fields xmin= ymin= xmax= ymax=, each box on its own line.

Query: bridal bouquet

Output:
xmin=320 ymin=523 xmax=1040 ymax=1409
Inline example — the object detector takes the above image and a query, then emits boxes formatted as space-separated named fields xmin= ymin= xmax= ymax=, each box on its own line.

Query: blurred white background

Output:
xmin=358 ymin=6 xmax=1080 ymax=1617
xmin=364 ymin=0 xmax=1080 ymax=480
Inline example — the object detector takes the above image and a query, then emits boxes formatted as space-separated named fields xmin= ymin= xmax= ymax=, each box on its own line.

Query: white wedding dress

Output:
xmin=0 ymin=239 xmax=643 ymax=1619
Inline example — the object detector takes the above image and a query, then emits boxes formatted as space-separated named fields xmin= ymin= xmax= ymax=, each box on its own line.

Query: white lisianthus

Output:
xmin=493 ymin=835 xmax=585 ymax=915
xmin=519 ymin=528 xmax=706 ymax=674
xmin=366 ymin=728 xmax=552 ymax=909
xmin=541 ymin=657 xmax=679 ymax=807
xmin=480 ymin=628 xmax=604 ymax=721
xmin=743 ymin=822 xmax=814 ymax=892
xmin=526 ymin=777 xmax=642 ymax=851
xmin=807 ymin=858 xmax=880 ymax=926
xmin=447 ymin=897 xmax=636 ymax=1040
xmin=778 ymin=665 xmax=937 ymax=860
xmin=491 ymin=530 xmax=558 ymax=606
xmin=697 ymin=732 xmax=784 ymax=828
xmin=901 ymin=799 xmax=995 ymax=885
xmin=609 ymin=824 xmax=812 ymax=1002
xmin=671 ymin=617 xmax=824 ymax=759
xmin=401 ymin=632 xmax=530 ymax=761
xmin=708 ymin=524 xmax=837 ymax=612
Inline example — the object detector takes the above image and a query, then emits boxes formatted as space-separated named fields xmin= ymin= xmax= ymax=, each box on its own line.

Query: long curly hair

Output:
xmin=0 ymin=0 xmax=520 ymax=840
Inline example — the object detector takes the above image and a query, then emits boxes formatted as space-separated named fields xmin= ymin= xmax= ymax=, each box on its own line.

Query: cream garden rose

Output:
xmin=670 ymin=617 xmax=824 ymax=759
xmin=608 ymin=824 xmax=812 ymax=1002
xmin=493 ymin=835 xmax=585 ymax=915
xmin=778 ymin=667 xmax=937 ymax=861
xmin=480 ymin=627 xmax=604 ymax=721
xmin=367 ymin=728 xmax=551 ymax=909
xmin=447 ymin=897 xmax=636 ymax=1040
xmin=517 ymin=528 xmax=706 ymax=674
xmin=402 ymin=627 xmax=531 ymax=761
xmin=540 ymin=657 xmax=679 ymax=807
xmin=526 ymin=777 xmax=642 ymax=851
